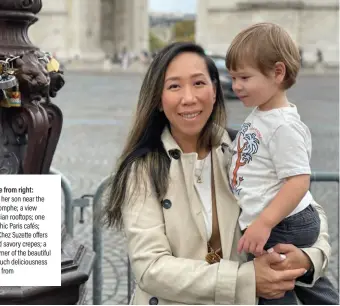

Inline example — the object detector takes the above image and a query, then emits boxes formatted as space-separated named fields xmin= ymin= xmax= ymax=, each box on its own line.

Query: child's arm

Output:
xmin=258 ymin=174 xmax=310 ymax=228
xmin=238 ymin=176 xmax=310 ymax=256
xmin=238 ymin=120 xmax=312 ymax=256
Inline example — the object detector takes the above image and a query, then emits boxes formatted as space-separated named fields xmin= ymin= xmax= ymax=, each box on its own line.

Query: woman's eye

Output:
xmin=168 ymin=84 xmax=179 ymax=90
xmin=195 ymin=81 xmax=205 ymax=86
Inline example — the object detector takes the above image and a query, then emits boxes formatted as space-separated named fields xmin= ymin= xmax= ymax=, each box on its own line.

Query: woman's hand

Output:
xmin=269 ymin=244 xmax=312 ymax=271
xmin=254 ymin=251 xmax=306 ymax=299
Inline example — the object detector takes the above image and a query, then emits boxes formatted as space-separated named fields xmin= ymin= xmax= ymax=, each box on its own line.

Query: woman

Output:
xmin=103 ymin=42 xmax=331 ymax=304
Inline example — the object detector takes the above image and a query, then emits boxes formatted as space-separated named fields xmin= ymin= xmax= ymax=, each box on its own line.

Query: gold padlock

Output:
xmin=0 ymin=86 xmax=21 ymax=108
xmin=8 ymin=86 xmax=21 ymax=107
xmin=46 ymin=57 xmax=60 ymax=72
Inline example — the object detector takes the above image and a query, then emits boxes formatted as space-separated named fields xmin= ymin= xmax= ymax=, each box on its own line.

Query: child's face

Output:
xmin=228 ymin=64 xmax=282 ymax=109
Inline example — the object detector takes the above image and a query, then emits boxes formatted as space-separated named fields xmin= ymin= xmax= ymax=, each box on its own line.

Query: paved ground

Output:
xmin=52 ymin=71 xmax=339 ymax=304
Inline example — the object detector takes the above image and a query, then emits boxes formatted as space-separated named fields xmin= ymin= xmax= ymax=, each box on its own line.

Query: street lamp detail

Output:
xmin=0 ymin=1 xmax=95 ymax=304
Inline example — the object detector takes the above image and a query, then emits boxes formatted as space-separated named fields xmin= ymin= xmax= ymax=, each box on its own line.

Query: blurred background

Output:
xmin=28 ymin=0 xmax=339 ymax=304
xmin=29 ymin=0 xmax=339 ymax=72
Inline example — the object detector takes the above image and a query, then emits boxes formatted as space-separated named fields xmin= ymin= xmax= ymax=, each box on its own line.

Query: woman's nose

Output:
xmin=181 ymin=86 xmax=196 ymax=105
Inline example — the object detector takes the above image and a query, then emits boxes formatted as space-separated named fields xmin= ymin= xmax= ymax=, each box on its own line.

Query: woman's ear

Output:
xmin=274 ymin=62 xmax=286 ymax=85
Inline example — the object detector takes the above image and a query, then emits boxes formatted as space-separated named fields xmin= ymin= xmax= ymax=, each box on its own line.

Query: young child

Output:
xmin=226 ymin=22 xmax=338 ymax=305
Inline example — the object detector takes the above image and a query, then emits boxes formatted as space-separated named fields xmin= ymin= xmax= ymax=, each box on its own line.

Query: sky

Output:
xmin=149 ymin=0 xmax=197 ymax=14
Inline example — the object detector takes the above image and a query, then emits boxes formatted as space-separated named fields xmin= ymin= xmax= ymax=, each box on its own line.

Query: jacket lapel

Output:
xmin=161 ymin=126 xmax=241 ymax=254
xmin=181 ymin=154 xmax=208 ymax=244
xmin=162 ymin=127 xmax=208 ymax=243
xmin=212 ymin=135 xmax=240 ymax=259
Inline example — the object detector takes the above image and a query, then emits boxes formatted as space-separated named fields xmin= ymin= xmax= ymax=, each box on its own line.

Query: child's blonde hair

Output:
xmin=226 ymin=22 xmax=300 ymax=89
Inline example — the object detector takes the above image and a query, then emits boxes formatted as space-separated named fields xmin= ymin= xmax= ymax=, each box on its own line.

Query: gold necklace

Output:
xmin=195 ymin=156 xmax=207 ymax=183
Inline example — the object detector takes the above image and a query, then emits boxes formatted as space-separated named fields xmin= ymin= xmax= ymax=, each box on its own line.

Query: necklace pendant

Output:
xmin=197 ymin=176 xmax=202 ymax=183
xmin=205 ymin=251 xmax=221 ymax=264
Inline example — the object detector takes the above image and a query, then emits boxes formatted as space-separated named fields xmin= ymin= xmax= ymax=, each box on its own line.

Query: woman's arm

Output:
xmin=122 ymin=170 xmax=305 ymax=304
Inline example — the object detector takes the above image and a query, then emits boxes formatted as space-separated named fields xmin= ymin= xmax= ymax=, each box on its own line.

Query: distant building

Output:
xmin=28 ymin=0 xmax=149 ymax=63
xmin=150 ymin=12 xmax=196 ymax=27
xmin=149 ymin=12 xmax=196 ymax=44
xmin=196 ymin=0 xmax=339 ymax=66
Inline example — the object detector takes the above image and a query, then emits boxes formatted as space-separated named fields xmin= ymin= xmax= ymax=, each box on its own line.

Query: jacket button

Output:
xmin=149 ymin=297 xmax=158 ymax=305
xmin=161 ymin=199 xmax=172 ymax=209
xmin=169 ymin=149 xmax=181 ymax=160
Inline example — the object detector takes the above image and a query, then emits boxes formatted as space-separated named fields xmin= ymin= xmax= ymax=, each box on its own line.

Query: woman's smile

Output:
xmin=179 ymin=111 xmax=202 ymax=120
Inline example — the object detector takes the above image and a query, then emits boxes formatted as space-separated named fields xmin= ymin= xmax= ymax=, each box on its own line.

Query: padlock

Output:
xmin=0 ymin=60 xmax=7 ymax=75
xmin=0 ymin=84 xmax=21 ymax=108
xmin=0 ymin=56 xmax=20 ymax=92
xmin=7 ymin=85 xmax=21 ymax=107
xmin=0 ymin=73 xmax=17 ymax=90
xmin=46 ymin=57 xmax=60 ymax=72
xmin=1 ymin=56 xmax=17 ymax=77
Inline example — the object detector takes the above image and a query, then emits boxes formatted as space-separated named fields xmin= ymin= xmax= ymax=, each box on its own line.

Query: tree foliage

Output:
xmin=149 ymin=31 xmax=166 ymax=52
xmin=173 ymin=20 xmax=195 ymax=42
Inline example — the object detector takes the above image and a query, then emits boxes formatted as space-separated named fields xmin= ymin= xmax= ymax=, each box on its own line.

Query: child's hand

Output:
xmin=237 ymin=220 xmax=272 ymax=256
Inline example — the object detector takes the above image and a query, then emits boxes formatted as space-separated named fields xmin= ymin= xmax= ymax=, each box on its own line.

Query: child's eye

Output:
xmin=241 ymin=76 xmax=250 ymax=80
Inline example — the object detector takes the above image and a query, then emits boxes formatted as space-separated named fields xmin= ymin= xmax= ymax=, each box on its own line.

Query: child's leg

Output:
xmin=265 ymin=204 xmax=320 ymax=250
xmin=244 ymin=219 xmax=299 ymax=304
xmin=255 ymin=219 xmax=300 ymax=305
xmin=259 ymin=204 xmax=321 ymax=305
xmin=295 ymin=277 xmax=339 ymax=305
xmin=267 ymin=204 xmax=338 ymax=305
xmin=259 ymin=291 xmax=297 ymax=305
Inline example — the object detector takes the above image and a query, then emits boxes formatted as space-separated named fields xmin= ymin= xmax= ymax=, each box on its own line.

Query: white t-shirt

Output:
xmin=194 ymin=152 xmax=212 ymax=241
xmin=228 ymin=103 xmax=313 ymax=230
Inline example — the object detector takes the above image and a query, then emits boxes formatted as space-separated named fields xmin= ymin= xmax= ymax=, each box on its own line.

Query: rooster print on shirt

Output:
xmin=231 ymin=122 xmax=260 ymax=195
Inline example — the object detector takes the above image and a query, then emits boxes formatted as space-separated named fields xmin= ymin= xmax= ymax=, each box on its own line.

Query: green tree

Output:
xmin=173 ymin=20 xmax=195 ymax=42
xmin=149 ymin=31 xmax=166 ymax=53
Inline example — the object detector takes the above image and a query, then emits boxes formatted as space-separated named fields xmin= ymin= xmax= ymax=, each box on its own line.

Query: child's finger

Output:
xmin=255 ymin=244 xmax=264 ymax=257
xmin=237 ymin=236 xmax=245 ymax=253
xmin=249 ymin=242 xmax=256 ymax=255
xmin=242 ymin=239 xmax=251 ymax=254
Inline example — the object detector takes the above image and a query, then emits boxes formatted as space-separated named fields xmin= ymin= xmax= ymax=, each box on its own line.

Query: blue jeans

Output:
xmin=246 ymin=205 xmax=338 ymax=304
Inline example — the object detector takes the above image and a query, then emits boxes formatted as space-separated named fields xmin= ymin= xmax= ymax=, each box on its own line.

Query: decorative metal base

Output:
xmin=0 ymin=1 xmax=94 ymax=304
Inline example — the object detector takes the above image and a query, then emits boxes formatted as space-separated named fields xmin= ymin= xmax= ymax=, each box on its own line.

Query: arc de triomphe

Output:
xmin=29 ymin=0 xmax=149 ymax=63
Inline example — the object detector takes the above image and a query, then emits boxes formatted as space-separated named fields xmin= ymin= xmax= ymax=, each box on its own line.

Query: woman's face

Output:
xmin=161 ymin=52 xmax=216 ymax=144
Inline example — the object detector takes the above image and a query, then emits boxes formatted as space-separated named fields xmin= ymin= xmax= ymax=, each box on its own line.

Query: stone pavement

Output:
xmin=64 ymin=59 xmax=339 ymax=77
xmin=52 ymin=72 xmax=339 ymax=304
